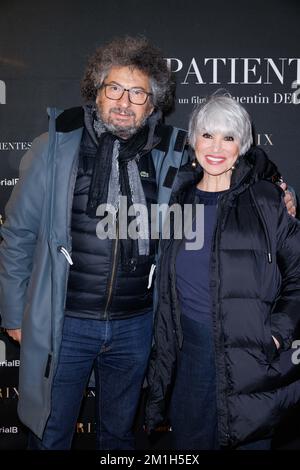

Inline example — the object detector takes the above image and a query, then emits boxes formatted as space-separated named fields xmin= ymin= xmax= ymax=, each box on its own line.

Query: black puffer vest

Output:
xmin=66 ymin=127 xmax=158 ymax=319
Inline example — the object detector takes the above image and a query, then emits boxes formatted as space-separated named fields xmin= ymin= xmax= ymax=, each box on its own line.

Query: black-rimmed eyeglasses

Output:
xmin=101 ymin=83 xmax=153 ymax=105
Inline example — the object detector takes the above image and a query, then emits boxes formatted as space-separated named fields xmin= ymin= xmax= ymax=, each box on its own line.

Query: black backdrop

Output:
xmin=0 ymin=0 xmax=299 ymax=450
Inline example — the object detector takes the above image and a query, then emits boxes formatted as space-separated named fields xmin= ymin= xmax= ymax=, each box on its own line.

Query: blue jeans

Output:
xmin=28 ymin=312 xmax=153 ymax=450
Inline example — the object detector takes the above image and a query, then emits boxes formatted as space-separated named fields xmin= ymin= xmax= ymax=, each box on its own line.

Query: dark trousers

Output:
xmin=28 ymin=312 xmax=153 ymax=450
xmin=169 ymin=314 xmax=271 ymax=450
xmin=169 ymin=314 xmax=219 ymax=450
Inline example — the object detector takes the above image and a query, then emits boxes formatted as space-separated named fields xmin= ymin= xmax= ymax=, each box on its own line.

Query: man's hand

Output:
xmin=280 ymin=182 xmax=296 ymax=217
xmin=6 ymin=328 xmax=22 ymax=343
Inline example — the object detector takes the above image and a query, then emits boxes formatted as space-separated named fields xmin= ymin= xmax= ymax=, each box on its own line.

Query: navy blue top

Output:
xmin=175 ymin=188 xmax=225 ymax=324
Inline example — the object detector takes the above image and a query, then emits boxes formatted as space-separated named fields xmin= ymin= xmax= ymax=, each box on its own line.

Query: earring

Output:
xmin=191 ymin=159 xmax=198 ymax=168
xmin=231 ymin=157 xmax=240 ymax=170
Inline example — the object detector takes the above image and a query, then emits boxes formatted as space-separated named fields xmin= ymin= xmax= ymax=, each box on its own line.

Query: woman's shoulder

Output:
xmin=250 ymin=180 xmax=283 ymax=205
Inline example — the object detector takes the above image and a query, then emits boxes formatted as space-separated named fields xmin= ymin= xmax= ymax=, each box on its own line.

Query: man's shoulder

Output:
xmin=155 ymin=123 xmax=187 ymax=153
xmin=251 ymin=179 xmax=283 ymax=208
xmin=25 ymin=107 xmax=84 ymax=164
xmin=53 ymin=106 xmax=84 ymax=133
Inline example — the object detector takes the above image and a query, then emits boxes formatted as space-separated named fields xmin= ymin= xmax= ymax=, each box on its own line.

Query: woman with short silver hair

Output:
xmin=188 ymin=94 xmax=253 ymax=154
xmin=146 ymin=94 xmax=300 ymax=450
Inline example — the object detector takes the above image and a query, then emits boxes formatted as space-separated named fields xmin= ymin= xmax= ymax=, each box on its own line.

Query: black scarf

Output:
xmin=86 ymin=124 xmax=149 ymax=217
xmin=83 ymin=106 xmax=162 ymax=271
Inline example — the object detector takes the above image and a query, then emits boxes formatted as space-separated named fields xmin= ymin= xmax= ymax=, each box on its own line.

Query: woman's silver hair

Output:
xmin=188 ymin=94 xmax=253 ymax=155
xmin=81 ymin=36 xmax=175 ymax=114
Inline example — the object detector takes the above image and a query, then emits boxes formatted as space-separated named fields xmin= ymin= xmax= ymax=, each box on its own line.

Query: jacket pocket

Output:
xmin=264 ymin=335 xmax=280 ymax=363
xmin=262 ymin=321 xmax=282 ymax=383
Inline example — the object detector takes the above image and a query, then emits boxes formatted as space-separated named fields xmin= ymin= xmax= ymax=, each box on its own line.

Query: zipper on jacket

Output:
xmin=62 ymin=151 xmax=81 ymax=311
xmin=147 ymin=264 xmax=156 ymax=289
xmin=44 ymin=354 xmax=52 ymax=378
xmin=103 ymin=217 xmax=119 ymax=318
xmin=58 ymin=246 xmax=73 ymax=265
xmin=58 ymin=245 xmax=74 ymax=311
xmin=169 ymin=232 xmax=190 ymax=349
xmin=211 ymin=195 xmax=232 ymax=447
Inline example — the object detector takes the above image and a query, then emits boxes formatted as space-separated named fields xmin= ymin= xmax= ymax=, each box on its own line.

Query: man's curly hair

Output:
xmin=81 ymin=36 xmax=176 ymax=115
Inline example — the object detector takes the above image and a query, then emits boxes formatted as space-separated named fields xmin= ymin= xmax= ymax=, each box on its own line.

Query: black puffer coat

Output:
xmin=146 ymin=147 xmax=300 ymax=447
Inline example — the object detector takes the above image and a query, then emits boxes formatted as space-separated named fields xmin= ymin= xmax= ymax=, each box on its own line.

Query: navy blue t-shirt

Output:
xmin=175 ymin=188 xmax=225 ymax=324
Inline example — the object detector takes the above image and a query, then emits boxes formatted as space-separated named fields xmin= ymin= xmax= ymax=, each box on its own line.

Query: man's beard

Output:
xmin=96 ymin=107 xmax=149 ymax=139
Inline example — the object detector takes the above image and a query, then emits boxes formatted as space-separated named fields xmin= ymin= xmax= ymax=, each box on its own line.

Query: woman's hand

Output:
xmin=272 ymin=335 xmax=280 ymax=350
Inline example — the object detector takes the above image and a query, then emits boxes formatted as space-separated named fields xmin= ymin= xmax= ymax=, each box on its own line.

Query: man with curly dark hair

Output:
xmin=0 ymin=35 xmax=189 ymax=450
xmin=81 ymin=36 xmax=175 ymax=116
